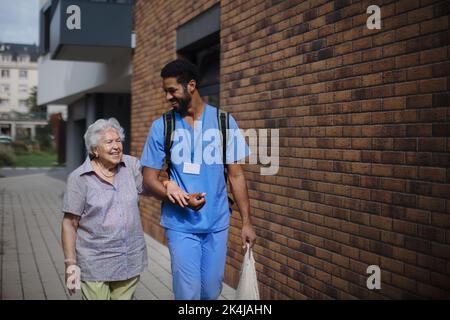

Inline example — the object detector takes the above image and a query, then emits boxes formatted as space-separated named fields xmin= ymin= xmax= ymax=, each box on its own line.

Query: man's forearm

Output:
xmin=144 ymin=179 xmax=171 ymax=202
xmin=229 ymin=174 xmax=252 ymax=224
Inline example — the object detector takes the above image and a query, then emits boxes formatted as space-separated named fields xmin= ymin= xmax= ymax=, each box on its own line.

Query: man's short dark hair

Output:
xmin=160 ymin=59 xmax=199 ymax=85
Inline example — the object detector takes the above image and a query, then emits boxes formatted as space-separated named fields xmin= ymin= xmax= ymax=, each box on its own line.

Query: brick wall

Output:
xmin=132 ymin=0 xmax=450 ymax=299
xmin=132 ymin=0 xmax=220 ymax=241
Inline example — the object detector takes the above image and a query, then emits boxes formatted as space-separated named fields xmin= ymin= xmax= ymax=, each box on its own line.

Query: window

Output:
xmin=0 ymin=124 xmax=12 ymax=136
xmin=16 ymin=127 xmax=31 ymax=139
xmin=19 ymin=70 xmax=28 ymax=79
xmin=176 ymin=4 xmax=220 ymax=106
xmin=1 ymin=54 xmax=11 ymax=62
xmin=0 ymin=98 xmax=9 ymax=106
xmin=18 ymin=55 xmax=29 ymax=63
xmin=19 ymin=99 xmax=28 ymax=108
xmin=1 ymin=70 xmax=10 ymax=78
xmin=189 ymin=45 xmax=220 ymax=106
xmin=39 ymin=3 xmax=52 ymax=55
xmin=0 ymin=84 xmax=10 ymax=94
xmin=18 ymin=84 xmax=28 ymax=94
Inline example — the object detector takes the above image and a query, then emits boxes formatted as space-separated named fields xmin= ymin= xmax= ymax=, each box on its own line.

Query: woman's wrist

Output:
xmin=64 ymin=258 xmax=77 ymax=265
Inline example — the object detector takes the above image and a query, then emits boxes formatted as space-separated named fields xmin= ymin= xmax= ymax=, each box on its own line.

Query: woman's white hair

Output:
xmin=84 ymin=118 xmax=125 ymax=156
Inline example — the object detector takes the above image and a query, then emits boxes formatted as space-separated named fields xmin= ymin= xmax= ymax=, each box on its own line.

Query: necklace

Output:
xmin=93 ymin=160 xmax=116 ymax=178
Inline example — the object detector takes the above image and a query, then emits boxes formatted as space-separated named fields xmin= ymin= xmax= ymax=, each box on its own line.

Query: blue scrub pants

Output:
xmin=165 ymin=228 xmax=229 ymax=300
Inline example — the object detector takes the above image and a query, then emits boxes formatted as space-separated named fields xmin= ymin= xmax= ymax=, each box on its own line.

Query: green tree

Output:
xmin=27 ymin=86 xmax=46 ymax=114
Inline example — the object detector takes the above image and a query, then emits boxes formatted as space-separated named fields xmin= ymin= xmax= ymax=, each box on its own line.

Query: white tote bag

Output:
xmin=235 ymin=244 xmax=260 ymax=300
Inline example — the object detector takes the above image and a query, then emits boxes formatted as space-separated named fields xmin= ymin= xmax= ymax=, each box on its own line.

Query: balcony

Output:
xmin=41 ymin=0 xmax=133 ymax=63
xmin=0 ymin=112 xmax=47 ymax=121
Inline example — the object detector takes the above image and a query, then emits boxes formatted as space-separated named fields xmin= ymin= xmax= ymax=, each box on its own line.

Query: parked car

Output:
xmin=0 ymin=135 xmax=13 ymax=145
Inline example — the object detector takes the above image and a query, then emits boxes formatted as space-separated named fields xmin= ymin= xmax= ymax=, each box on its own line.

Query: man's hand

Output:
xmin=164 ymin=180 xmax=190 ymax=208
xmin=241 ymin=222 xmax=256 ymax=249
xmin=187 ymin=193 xmax=206 ymax=211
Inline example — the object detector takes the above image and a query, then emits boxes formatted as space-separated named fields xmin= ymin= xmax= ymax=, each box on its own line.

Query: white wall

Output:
xmin=37 ymin=53 xmax=131 ymax=106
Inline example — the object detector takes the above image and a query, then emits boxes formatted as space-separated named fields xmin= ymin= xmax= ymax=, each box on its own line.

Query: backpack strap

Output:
xmin=216 ymin=106 xmax=237 ymax=211
xmin=217 ymin=107 xmax=229 ymax=166
xmin=163 ymin=109 xmax=175 ymax=172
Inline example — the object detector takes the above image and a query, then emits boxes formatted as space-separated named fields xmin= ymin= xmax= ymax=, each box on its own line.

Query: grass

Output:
xmin=13 ymin=151 xmax=58 ymax=167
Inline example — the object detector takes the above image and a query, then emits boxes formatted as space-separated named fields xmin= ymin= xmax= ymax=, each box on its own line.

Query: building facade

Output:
xmin=132 ymin=0 xmax=450 ymax=299
xmin=0 ymin=42 xmax=67 ymax=140
xmin=0 ymin=43 xmax=39 ymax=114
xmin=37 ymin=0 xmax=134 ymax=171
xmin=0 ymin=43 xmax=46 ymax=139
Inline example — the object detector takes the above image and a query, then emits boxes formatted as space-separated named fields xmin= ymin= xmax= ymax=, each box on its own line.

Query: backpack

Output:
xmin=162 ymin=106 xmax=238 ymax=211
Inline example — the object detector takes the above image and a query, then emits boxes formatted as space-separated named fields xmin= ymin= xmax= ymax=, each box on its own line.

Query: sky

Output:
xmin=0 ymin=0 xmax=40 ymax=45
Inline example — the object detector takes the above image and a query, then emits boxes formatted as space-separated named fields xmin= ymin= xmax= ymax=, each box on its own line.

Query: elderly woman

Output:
xmin=61 ymin=118 xmax=147 ymax=300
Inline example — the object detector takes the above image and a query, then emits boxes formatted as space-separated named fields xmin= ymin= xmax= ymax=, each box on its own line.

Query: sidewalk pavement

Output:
xmin=0 ymin=167 xmax=236 ymax=300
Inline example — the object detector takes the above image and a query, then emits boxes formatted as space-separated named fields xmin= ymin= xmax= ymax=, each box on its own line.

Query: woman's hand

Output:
xmin=164 ymin=180 xmax=190 ymax=208
xmin=61 ymin=213 xmax=80 ymax=296
xmin=64 ymin=260 xmax=80 ymax=296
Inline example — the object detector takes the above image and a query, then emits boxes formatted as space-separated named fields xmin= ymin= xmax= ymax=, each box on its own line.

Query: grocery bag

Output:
xmin=235 ymin=244 xmax=260 ymax=300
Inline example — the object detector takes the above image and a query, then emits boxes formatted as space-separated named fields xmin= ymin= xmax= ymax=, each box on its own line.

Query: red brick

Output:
xmin=372 ymin=138 xmax=393 ymax=150
xmin=393 ymin=138 xmax=417 ymax=151
xmin=392 ymin=247 xmax=417 ymax=265
xmin=134 ymin=0 xmax=450 ymax=299
xmin=383 ymin=97 xmax=406 ymax=110
xmin=395 ymin=83 xmax=418 ymax=97
xmin=382 ymin=151 xmax=405 ymax=164
xmin=397 ymin=23 xmax=420 ymax=41
xmin=404 ymin=207 xmax=430 ymax=224
xmin=395 ymin=53 xmax=420 ymax=68
xmin=417 ymin=253 xmax=447 ymax=274
xmin=420 ymin=16 xmax=449 ymax=35
xmin=406 ymin=94 xmax=433 ymax=109
xmin=381 ymin=178 xmax=406 ymax=192
xmin=391 ymin=274 xmax=417 ymax=293
xmin=406 ymin=152 xmax=432 ymax=166
xmin=432 ymin=62 xmax=450 ymax=77
xmin=418 ymin=225 xmax=445 ymax=243
xmin=381 ymin=256 xmax=404 ymax=274
xmin=432 ymin=243 xmax=450 ymax=260
xmin=419 ymin=78 xmax=447 ymax=93
xmin=381 ymin=231 xmax=405 ymax=246
xmin=407 ymin=6 xmax=434 ymax=24
xmin=393 ymin=219 xmax=418 ymax=236
xmin=433 ymin=123 xmax=450 ymax=137
xmin=406 ymin=124 xmax=432 ymax=137
xmin=418 ymin=138 xmax=446 ymax=152
xmin=372 ymin=164 xmax=394 ymax=177
xmin=418 ymin=167 xmax=447 ymax=182
xmin=392 ymin=166 xmax=417 ymax=179
xmin=420 ymin=47 xmax=447 ymax=64
xmin=417 ymin=195 xmax=446 ymax=212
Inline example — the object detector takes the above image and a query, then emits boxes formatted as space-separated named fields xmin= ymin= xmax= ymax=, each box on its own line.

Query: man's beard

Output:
xmin=178 ymin=95 xmax=191 ymax=112
xmin=173 ymin=91 xmax=192 ymax=114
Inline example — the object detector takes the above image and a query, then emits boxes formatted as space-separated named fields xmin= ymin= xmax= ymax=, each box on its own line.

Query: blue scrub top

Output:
xmin=141 ymin=104 xmax=250 ymax=233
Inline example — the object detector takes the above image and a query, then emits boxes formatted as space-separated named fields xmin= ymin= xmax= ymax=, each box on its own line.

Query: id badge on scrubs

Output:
xmin=183 ymin=162 xmax=200 ymax=175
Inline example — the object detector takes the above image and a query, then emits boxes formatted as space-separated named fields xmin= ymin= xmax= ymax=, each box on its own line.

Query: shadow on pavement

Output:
xmin=0 ymin=167 xmax=69 ymax=182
